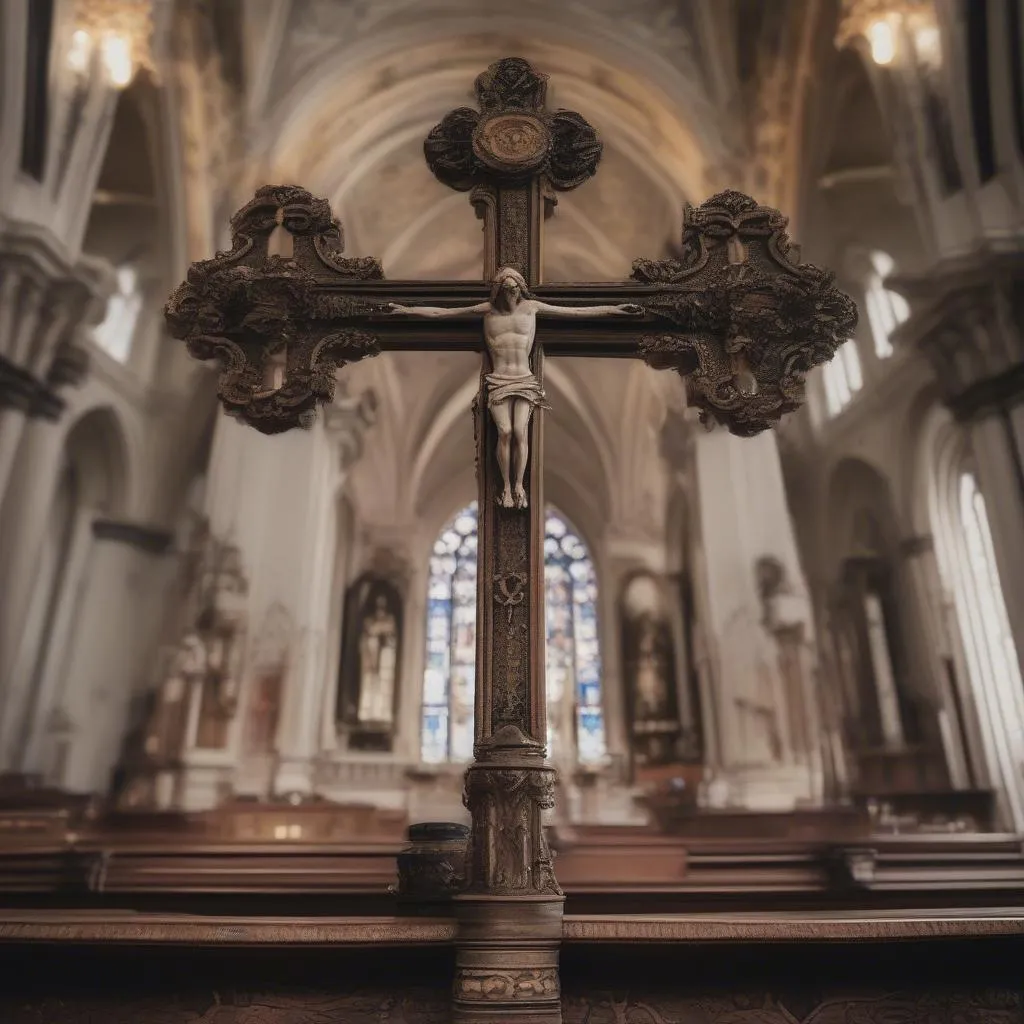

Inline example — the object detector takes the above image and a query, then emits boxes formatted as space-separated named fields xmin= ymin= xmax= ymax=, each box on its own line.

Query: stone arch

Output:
xmin=916 ymin=403 xmax=1024 ymax=828
xmin=61 ymin=404 xmax=133 ymax=519
xmin=3 ymin=404 xmax=133 ymax=779
xmin=242 ymin=29 xmax=724 ymax=288
xmin=823 ymin=456 xmax=901 ymax=580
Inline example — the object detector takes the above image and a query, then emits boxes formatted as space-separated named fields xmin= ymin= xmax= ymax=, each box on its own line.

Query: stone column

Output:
xmin=171 ymin=386 xmax=376 ymax=807
xmin=0 ymin=246 xmax=109 ymax=743
xmin=1 ymin=0 xmax=124 ymax=499
xmin=271 ymin=391 xmax=375 ymax=797
xmin=0 ymin=245 xmax=104 ymax=497
xmin=691 ymin=425 xmax=823 ymax=809
xmin=0 ymin=413 xmax=72 ymax=759
xmin=898 ymin=534 xmax=973 ymax=789
xmin=44 ymin=521 xmax=173 ymax=793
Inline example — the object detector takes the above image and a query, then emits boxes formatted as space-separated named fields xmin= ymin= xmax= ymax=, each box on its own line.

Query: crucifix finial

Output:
xmin=424 ymin=56 xmax=602 ymax=193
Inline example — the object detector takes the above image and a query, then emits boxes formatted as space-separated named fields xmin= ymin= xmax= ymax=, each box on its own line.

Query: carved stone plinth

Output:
xmin=453 ymin=894 xmax=564 ymax=1024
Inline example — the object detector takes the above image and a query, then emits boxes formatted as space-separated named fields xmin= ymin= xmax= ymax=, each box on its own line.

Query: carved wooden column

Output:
xmin=455 ymin=156 xmax=561 ymax=1024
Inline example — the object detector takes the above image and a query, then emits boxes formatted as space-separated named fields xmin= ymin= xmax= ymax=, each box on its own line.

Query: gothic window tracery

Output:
xmin=93 ymin=266 xmax=143 ymax=363
xmin=863 ymin=251 xmax=910 ymax=359
xmin=930 ymin=432 xmax=1024 ymax=828
xmin=954 ymin=473 xmax=1021 ymax=691
xmin=822 ymin=339 xmax=864 ymax=416
xmin=421 ymin=502 xmax=606 ymax=765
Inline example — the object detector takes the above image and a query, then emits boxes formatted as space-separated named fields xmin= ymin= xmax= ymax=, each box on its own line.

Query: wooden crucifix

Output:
xmin=166 ymin=57 xmax=857 ymax=1024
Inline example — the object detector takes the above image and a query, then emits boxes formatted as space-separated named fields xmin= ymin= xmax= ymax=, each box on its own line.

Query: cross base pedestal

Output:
xmin=453 ymin=894 xmax=564 ymax=1023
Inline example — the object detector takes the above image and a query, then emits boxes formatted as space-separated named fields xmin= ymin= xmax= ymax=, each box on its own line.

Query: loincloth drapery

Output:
xmin=484 ymin=372 xmax=551 ymax=409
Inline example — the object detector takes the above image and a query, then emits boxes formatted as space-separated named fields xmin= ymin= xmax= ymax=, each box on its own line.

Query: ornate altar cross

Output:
xmin=166 ymin=57 xmax=856 ymax=1024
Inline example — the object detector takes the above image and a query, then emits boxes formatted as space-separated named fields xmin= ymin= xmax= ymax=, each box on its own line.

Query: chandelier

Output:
xmin=835 ymin=0 xmax=940 ymax=68
xmin=67 ymin=0 xmax=156 ymax=90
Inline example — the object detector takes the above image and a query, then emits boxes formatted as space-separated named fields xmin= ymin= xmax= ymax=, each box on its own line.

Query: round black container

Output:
xmin=395 ymin=821 xmax=470 ymax=910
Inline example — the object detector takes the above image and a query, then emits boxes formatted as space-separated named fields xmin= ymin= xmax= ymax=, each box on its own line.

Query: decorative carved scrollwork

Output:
xmin=454 ymin=968 xmax=559 ymax=1001
xmin=633 ymin=190 xmax=858 ymax=437
xmin=424 ymin=57 xmax=602 ymax=192
xmin=164 ymin=185 xmax=385 ymax=434
xmin=494 ymin=571 xmax=528 ymax=625
xmin=462 ymin=764 xmax=561 ymax=897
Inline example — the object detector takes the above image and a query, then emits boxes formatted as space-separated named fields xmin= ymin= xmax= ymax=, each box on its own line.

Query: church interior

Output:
xmin=1 ymin=0 xmax=1023 ymax=1020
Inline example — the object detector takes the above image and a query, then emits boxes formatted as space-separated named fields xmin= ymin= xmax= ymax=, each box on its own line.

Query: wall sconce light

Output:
xmin=67 ymin=0 xmax=155 ymax=90
xmin=836 ymin=0 xmax=940 ymax=68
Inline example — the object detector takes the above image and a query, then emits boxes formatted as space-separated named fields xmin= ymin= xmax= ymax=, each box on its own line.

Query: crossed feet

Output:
xmin=498 ymin=485 xmax=529 ymax=510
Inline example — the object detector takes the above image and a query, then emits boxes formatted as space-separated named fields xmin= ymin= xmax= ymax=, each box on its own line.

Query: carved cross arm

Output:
xmin=164 ymin=185 xmax=388 ymax=434
xmin=630 ymin=190 xmax=859 ymax=436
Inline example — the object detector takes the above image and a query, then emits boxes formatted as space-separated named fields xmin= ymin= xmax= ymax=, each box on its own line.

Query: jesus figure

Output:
xmin=390 ymin=267 xmax=642 ymax=509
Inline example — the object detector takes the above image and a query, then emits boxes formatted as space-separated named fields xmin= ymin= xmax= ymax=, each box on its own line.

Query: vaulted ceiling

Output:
xmin=206 ymin=0 xmax=839 ymax=544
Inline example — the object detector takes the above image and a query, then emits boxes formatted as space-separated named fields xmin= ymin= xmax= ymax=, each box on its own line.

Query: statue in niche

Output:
xmin=193 ymin=542 xmax=248 ymax=749
xmin=358 ymin=595 xmax=399 ymax=722
xmin=242 ymin=604 xmax=292 ymax=757
xmin=621 ymin=573 xmax=684 ymax=770
xmin=338 ymin=574 xmax=403 ymax=751
xmin=756 ymin=555 xmax=814 ymax=761
xmin=724 ymin=596 xmax=785 ymax=768
xmin=113 ymin=530 xmax=249 ymax=807
xmin=145 ymin=633 xmax=205 ymax=761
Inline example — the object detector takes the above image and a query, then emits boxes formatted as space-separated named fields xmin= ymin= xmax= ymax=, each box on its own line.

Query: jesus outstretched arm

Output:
xmin=388 ymin=301 xmax=491 ymax=317
xmin=531 ymin=300 xmax=644 ymax=318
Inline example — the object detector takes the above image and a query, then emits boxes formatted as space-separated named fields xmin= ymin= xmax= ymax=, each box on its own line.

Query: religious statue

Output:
xmin=191 ymin=542 xmax=248 ymax=749
xmin=756 ymin=555 xmax=817 ymax=762
xmin=725 ymin=590 xmax=788 ymax=768
xmin=389 ymin=267 xmax=642 ymax=509
xmin=357 ymin=594 xmax=399 ymax=724
xmin=634 ymin=616 xmax=670 ymax=720
xmin=140 ymin=632 xmax=204 ymax=762
xmin=621 ymin=574 xmax=685 ymax=769
xmin=338 ymin=575 xmax=403 ymax=749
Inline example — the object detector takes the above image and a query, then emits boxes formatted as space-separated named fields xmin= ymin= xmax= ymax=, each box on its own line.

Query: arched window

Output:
xmin=93 ymin=266 xmax=143 ymax=363
xmin=421 ymin=502 xmax=606 ymax=765
xmin=822 ymin=340 xmax=863 ymax=416
xmin=863 ymin=251 xmax=910 ymax=359
xmin=931 ymin=440 xmax=1024 ymax=828
xmin=953 ymin=471 xmax=1024 ymax=729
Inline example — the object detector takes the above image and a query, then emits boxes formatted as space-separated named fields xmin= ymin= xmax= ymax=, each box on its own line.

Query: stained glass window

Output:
xmin=421 ymin=502 xmax=606 ymax=765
